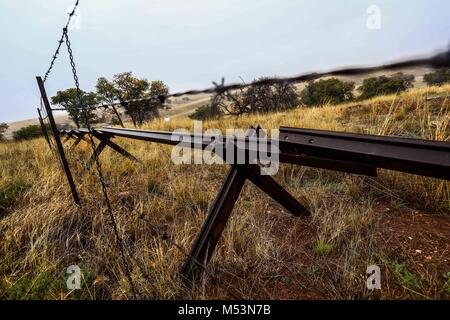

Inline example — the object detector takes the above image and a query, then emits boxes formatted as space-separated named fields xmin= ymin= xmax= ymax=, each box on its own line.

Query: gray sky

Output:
xmin=0 ymin=0 xmax=448 ymax=123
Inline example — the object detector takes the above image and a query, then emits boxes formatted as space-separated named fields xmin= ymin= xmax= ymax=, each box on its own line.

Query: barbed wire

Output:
xmin=43 ymin=0 xmax=80 ymax=83
xmin=51 ymin=47 xmax=450 ymax=112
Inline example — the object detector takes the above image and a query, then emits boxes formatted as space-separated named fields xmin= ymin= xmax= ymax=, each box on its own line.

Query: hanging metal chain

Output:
xmin=63 ymin=29 xmax=139 ymax=299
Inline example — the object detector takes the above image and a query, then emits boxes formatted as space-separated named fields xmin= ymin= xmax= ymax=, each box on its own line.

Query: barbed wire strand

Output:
xmin=43 ymin=0 xmax=80 ymax=83
xmin=50 ymin=47 xmax=450 ymax=112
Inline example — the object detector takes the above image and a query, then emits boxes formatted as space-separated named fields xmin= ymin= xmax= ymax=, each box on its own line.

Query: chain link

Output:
xmin=64 ymin=29 xmax=139 ymax=299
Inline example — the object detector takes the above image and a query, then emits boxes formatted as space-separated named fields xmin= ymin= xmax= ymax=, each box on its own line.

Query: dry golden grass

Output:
xmin=0 ymin=85 xmax=449 ymax=300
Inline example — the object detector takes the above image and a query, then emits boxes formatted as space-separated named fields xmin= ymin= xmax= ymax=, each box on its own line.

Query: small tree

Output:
xmin=242 ymin=80 xmax=299 ymax=114
xmin=358 ymin=72 xmax=415 ymax=100
xmin=97 ymin=72 xmax=169 ymax=126
xmin=150 ymin=80 xmax=170 ymax=99
xmin=423 ymin=69 xmax=450 ymax=86
xmin=300 ymin=78 xmax=355 ymax=106
xmin=148 ymin=80 xmax=170 ymax=118
xmin=215 ymin=78 xmax=299 ymax=116
xmin=0 ymin=123 xmax=8 ymax=141
xmin=51 ymin=89 xmax=99 ymax=128
xmin=189 ymin=96 xmax=223 ymax=121
xmin=96 ymin=77 xmax=124 ymax=127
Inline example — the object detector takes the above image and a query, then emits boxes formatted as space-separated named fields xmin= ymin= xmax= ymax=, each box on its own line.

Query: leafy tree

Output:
xmin=96 ymin=77 xmax=124 ymax=127
xmin=96 ymin=72 xmax=169 ymax=126
xmin=242 ymin=80 xmax=299 ymax=114
xmin=300 ymin=78 xmax=355 ymax=106
xmin=423 ymin=69 xmax=450 ymax=86
xmin=150 ymin=80 xmax=170 ymax=99
xmin=51 ymin=89 xmax=99 ymax=128
xmin=0 ymin=123 xmax=8 ymax=141
xmin=213 ymin=78 xmax=299 ymax=116
xmin=358 ymin=72 xmax=415 ymax=100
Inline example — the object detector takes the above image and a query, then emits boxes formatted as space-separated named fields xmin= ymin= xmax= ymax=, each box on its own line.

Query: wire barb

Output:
xmin=43 ymin=0 xmax=81 ymax=83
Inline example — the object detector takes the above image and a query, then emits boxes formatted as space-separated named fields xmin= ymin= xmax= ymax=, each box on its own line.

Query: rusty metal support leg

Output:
xmin=36 ymin=76 xmax=80 ymax=204
xmin=87 ymin=139 xmax=108 ymax=169
xmin=67 ymin=131 xmax=87 ymax=150
xmin=71 ymin=136 xmax=83 ymax=148
xmin=239 ymin=164 xmax=310 ymax=216
xmin=72 ymin=131 xmax=89 ymax=143
xmin=63 ymin=132 xmax=75 ymax=143
xmin=182 ymin=163 xmax=310 ymax=286
xmin=86 ymin=133 xmax=139 ymax=168
xmin=92 ymin=132 xmax=140 ymax=163
xmin=181 ymin=166 xmax=247 ymax=283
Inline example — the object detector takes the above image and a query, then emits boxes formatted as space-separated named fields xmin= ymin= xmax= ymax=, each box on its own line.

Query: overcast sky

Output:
xmin=0 ymin=0 xmax=448 ymax=123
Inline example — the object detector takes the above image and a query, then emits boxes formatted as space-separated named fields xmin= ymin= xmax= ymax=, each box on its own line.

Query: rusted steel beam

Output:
xmin=238 ymin=164 xmax=310 ymax=216
xmin=87 ymin=139 xmax=108 ymax=169
xmin=36 ymin=77 xmax=80 ymax=204
xmin=181 ymin=166 xmax=247 ymax=283
xmin=279 ymin=153 xmax=378 ymax=177
xmin=84 ymin=126 xmax=449 ymax=180
xmin=91 ymin=131 xmax=140 ymax=163
xmin=279 ymin=127 xmax=450 ymax=180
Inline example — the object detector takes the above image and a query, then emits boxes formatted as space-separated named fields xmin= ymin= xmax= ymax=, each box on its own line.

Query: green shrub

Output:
xmin=3 ymin=269 xmax=94 ymax=300
xmin=189 ymin=104 xmax=222 ymax=121
xmin=12 ymin=124 xmax=59 ymax=141
xmin=241 ymin=79 xmax=300 ymax=113
xmin=220 ymin=79 xmax=300 ymax=115
xmin=300 ymin=78 xmax=355 ymax=106
xmin=13 ymin=125 xmax=44 ymax=141
xmin=51 ymin=88 xmax=99 ymax=128
xmin=147 ymin=180 xmax=161 ymax=194
xmin=313 ymin=239 xmax=333 ymax=255
xmin=423 ymin=69 xmax=450 ymax=86
xmin=358 ymin=72 xmax=415 ymax=100
xmin=393 ymin=262 xmax=421 ymax=290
